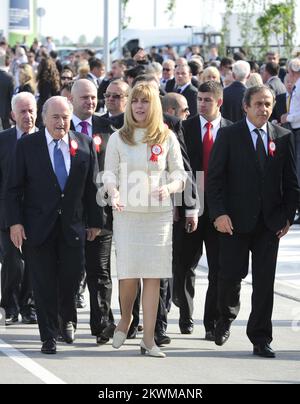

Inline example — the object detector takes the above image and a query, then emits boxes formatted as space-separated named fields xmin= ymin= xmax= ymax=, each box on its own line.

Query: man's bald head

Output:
xmin=71 ymin=79 xmax=98 ymax=120
xmin=42 ymin=96 xmax=73 ymax=139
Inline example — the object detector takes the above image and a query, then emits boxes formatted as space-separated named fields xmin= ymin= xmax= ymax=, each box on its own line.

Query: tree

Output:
xmin=78 ymin=35 xmax=87 ymax=46
xmin=62 ymin=36 xmax=73 ymax=45
xmin=257 ymin=1 xmax=295 ymax=56
xmin=121 ymin=0 xmax=131 ymax=29
xmin=165 ymin=0 xmax=177 ymax=23
xmin=222 ymin=0 xmax=296 ymax=59
xmin=92 ymin=36 xmax=103 ymax=47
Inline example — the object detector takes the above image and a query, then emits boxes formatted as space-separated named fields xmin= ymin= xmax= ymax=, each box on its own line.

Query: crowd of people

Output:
xmin=0 ymin=35 xmax=300 ymax=358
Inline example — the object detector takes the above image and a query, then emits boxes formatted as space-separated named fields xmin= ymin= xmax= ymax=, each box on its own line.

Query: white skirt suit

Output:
xmin=103 ymin=128 xmax=186 ymax=280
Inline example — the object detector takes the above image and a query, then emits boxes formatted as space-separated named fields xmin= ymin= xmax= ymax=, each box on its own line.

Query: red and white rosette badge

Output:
xmin=93 ymin=135 xmax=102 ymax=153
xmin=150 ymin=144 xmax=163 ymax=162
xmin=70 ymin=139 xmax=78 ymax=156
xmin=268 ymin=140 xmax=276 ymax=157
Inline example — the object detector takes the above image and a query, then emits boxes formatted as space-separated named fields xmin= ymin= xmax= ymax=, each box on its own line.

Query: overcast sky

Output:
xmin=36 ymin=0 xmax=225 ymax=42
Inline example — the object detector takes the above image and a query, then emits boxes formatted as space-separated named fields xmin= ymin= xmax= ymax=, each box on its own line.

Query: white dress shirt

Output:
xmin=16 ymin=126 xmax=37 ymax=140
xmin=45 ymin=129 xmax=71 ymax=175
xmin=246 ymin=118 xmax=268 ymax=153
xmin=287 ymin=77 xmax=300 ymax=129
xmin=176 ymin=82 xmax=191 ymax=93
xmin=72 ymin=115 xmax=93 ymax=138
xmin=199 ymin=115 xmax=222 ymax=142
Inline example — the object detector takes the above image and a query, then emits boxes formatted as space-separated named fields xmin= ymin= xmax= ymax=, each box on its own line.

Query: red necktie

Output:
xmin=79 ymin=121 xmax=89 ymax=136
xmin=202 ymin=122 xmax=214 ymax=181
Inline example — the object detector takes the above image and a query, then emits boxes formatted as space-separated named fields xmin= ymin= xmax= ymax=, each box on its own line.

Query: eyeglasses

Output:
xmin=104 ymin=93 xmax=126 ymax=99
xmin=61 ymin=76 xmax=73 ymax=81
xmin=163 ymin=68 xmax=171 ymax=72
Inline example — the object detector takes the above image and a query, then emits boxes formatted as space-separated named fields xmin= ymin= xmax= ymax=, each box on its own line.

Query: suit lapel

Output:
xmin=63 ymin=131 xmax=82 ymax=193
xmin=35 ymin=130 xmax=60 ymax=185
xmin=240 ymin=120 xmax=263 ymax=174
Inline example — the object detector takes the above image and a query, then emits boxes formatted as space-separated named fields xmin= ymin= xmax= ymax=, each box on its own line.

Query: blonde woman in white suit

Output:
xmin=103 ymin=83 xmax=186 ymax=357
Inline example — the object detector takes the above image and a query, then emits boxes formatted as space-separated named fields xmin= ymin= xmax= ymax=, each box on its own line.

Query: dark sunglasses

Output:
xmin=163 ymin=68 xmax=171 ymax=72
xmin=104 ymin=93 xmax=125 ymax=99
xmin=61 ymin=76 xmax=73 ymax=80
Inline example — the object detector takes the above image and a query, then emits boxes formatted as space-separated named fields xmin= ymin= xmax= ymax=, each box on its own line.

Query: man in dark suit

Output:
xmin=261 ymin=62 xmax=286 ymax=97
xmin=222 ymin=60 xmax=250 ymax=122
xmin=70 ymin=79 xmax=116 ymax=344
xmin=6 ymin=96 xmax=102 ymax=354
xmin=0 ymin=51 xmax=14 ymax=130
xmin=0 ymin=92 xmax=37 ymax=325
xmin=176 ymin=81 xmax=231 ymax=337
xmin=207 ymin=85 xmax=300 ymax=358
xmin=174 ymin=64 xmax=198 ymax=118
xmin=101 ymin=79 xmax=129 ymax=120
xmin=161 ymin=60 xmax=176 ymax=93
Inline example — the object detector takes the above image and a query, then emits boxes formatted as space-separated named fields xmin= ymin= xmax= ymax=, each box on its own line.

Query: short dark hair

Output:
xmin=124 ymin=64 xmax=146 ymax=80
xmin=132 ymin=74 xmax=158 ymax=88
xmin=198 ymin=81 xmax=223 ymax=99
xmin=243 ymin=85 xmax=275 ymax=107
xmin=265 ymin=62 xmax=280 ymax=77
xmin=60 ymin=81 xmax=74 ymax=93
xmin=89 ymin=58 xmax=104 ymax=71
xmin=220 ymin=57 xmax=234 ymax=68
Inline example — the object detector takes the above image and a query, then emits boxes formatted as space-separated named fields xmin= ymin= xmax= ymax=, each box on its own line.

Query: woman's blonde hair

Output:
xmin=19 ymin=63 xmax=36 ymax=93
xmin=119 ymin=82 xmax=170 ymax=146
xmin=201 ymin=66 xmax=221 ymax=83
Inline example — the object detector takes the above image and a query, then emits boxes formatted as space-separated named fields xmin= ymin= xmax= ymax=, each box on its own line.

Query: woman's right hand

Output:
xmin=111 ymin=190 xmax=124 ymax=212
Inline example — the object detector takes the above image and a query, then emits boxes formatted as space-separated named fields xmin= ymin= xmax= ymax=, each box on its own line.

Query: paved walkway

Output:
xmin=0 ymin=226 xmax=299 ymax=384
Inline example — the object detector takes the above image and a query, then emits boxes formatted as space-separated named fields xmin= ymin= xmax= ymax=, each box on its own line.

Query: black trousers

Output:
xmin=85 ymin=233 xmax=114 ymax=336
xmin=25 ymin=220 xmax=84 ymax=342
xmin=173 ymin=211 xmax=220 ymax=331
xmin=217 ymin=218 xmax=280 ymax=345
xmin=131 ymin=279 xmax=171 ymax=334
xmin=293 ymin=129 xmax=300 ymax=207
xmin=0 ymin=229 xmax=34 ymax=316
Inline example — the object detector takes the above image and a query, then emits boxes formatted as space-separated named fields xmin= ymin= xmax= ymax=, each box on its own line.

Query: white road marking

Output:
xmin=0 ymin=339 xmax=66 ymax=384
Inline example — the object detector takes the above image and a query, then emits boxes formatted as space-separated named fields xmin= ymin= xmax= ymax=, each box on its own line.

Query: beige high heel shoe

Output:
xmin=112 ymin=330 xmax=127 ymax=349
xmin=140 ymin=340 xmax=166 ymax=358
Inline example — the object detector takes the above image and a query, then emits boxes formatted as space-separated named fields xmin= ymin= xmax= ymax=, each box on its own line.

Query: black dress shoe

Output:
xmin=253 ymin=343 xmax=276 ymax=358
xmin=60 ymin=322 xmax=75 ymax=344
xmin=179 ymin=324 xmax=194 ymax=334
xmin=205 ymin=330 xmax=215 ymax=341
xmin=96 ymin=335 xmax=109 ymax=345
xmin=41 ymin=339 xmax=56 ymax=354
xmin=5 ymin=313 xmax=19 ymax=325
xmin=215 ymin=323 xmax=230 ymax=346
xmin=76 ymin=294 xmax=86 ymax=309
xmin=127 ymin=325 xmax=138 ymax=339
xmin=155 ymin=332 xmax=171 ymax=346
xmin=22 ymin=313 xmax=38 ymax=325
xmin=101 ymin=323 xmax=116 ymax=339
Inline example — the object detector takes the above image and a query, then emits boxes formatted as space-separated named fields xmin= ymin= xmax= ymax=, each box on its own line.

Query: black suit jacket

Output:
xmin=6 ymin=129 xmax=102 ymax=247
xmin=207 ymin=119 xmax=300 ymax=233
xmin=270 ymin=92 xmax=287 ymax=123
xmin=0 ymin=128 xmax=18 ymax=229
xmin=183 ymin=115 xmax=232 ymax=175
xmin=71 ymin=115 xmax=119 ymax=232
xmin=222 ymin=81 xmax=247 ymax=122
xmin=181 ymin=84 xmax=198 ymax=118
xmin=165 ymin=78 xmax=176 ymax=93
xmin=0 ymin=70 xmax=14 ymax=124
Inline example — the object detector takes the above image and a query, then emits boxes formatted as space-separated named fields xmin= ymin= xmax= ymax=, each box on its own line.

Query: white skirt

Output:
xmin=113 ymin=210 xmax=173 ymax=280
